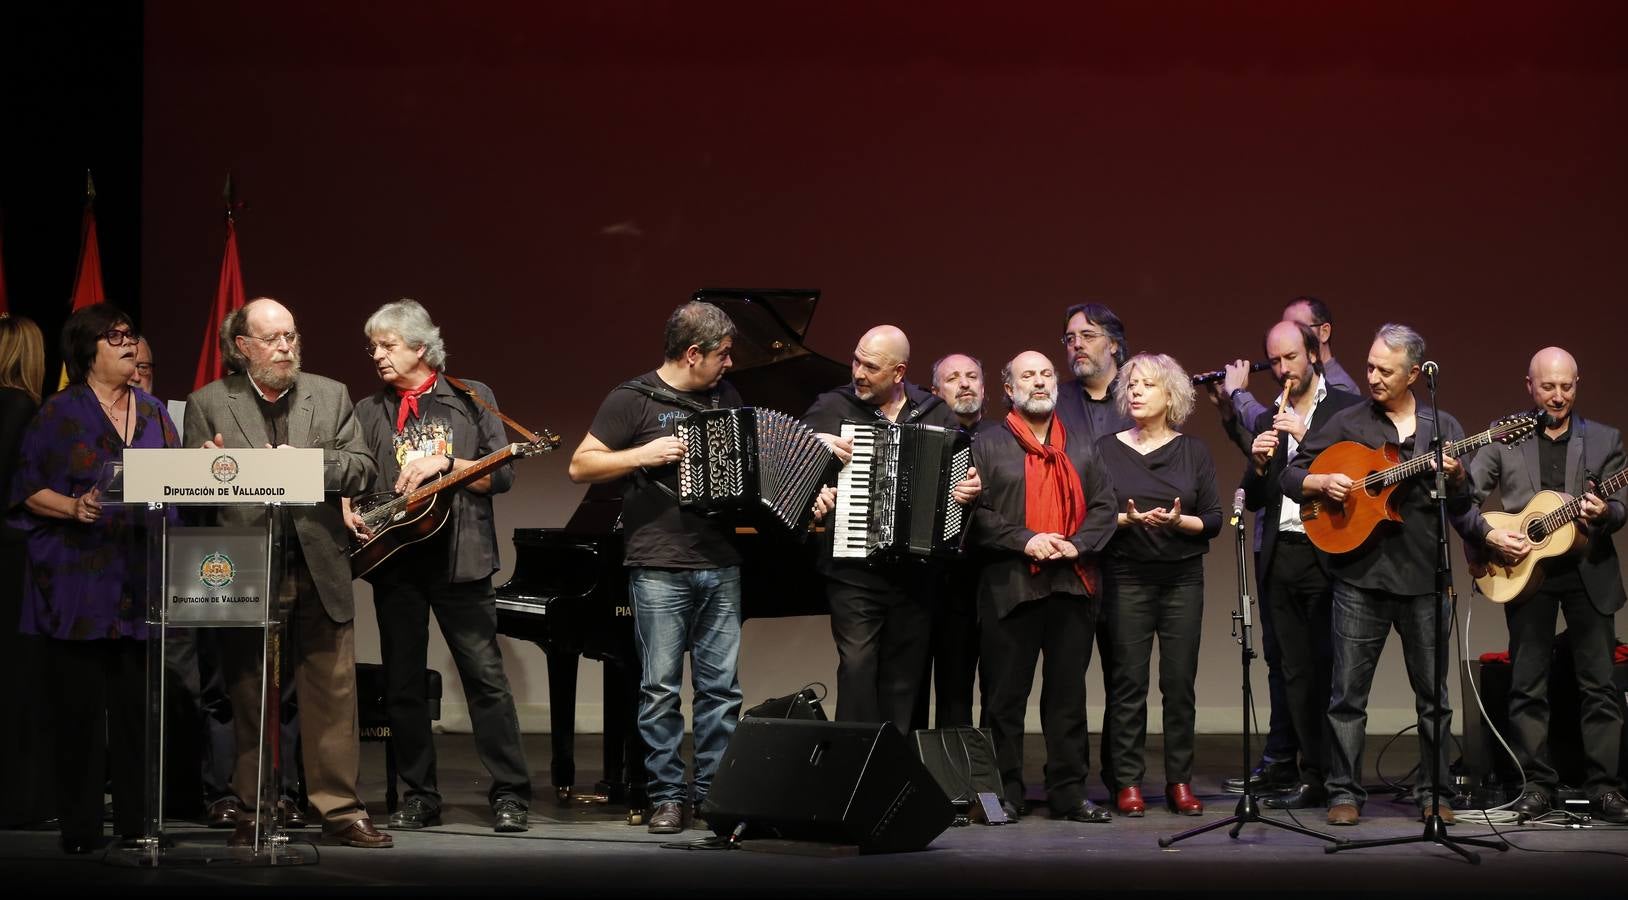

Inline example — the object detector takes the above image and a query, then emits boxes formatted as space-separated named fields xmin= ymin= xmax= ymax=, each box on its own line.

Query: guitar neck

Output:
xmin=1538 ymin=465 xmax=1628 ymax=532
xmin=404 ymin=443 xmax=521 ymax=505
xmin=1368 ymin=428 xmax=1493 ymax=487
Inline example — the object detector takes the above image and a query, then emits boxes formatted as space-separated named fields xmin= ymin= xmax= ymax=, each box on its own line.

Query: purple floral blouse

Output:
xmin=7 ymin=384 xmax=180 ymax=640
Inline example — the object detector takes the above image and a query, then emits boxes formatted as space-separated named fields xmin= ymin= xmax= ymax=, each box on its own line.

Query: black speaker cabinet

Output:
xmin=1461 ymin=653 xmax=1628 ymax=789
xmin=701 ymin=719 xmax=956 ymax=853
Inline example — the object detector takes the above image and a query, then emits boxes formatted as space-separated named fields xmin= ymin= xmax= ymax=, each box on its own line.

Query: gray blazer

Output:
xmin=183 ymin=372 xmax=377 ymax=623
xmin=1467 ymin=416 xmax=1627 ymax=615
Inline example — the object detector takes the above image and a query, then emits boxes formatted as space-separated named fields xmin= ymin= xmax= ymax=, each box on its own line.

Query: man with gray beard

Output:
xmin=969 ymin=350 xmax=1116 ymax=821
xmin=184 ymin=297 xmax=391 ymax=848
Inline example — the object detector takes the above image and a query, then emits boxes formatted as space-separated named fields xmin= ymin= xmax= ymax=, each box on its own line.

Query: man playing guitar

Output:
xmin=1466 ymin=346 xmax=1628 ymax=824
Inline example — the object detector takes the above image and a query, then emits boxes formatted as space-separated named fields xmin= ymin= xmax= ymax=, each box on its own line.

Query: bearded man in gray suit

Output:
xmin=1468 ymin=346 xmax=1628 ymax=825
xmin=183 ymin=297 xmax=393 ymax=849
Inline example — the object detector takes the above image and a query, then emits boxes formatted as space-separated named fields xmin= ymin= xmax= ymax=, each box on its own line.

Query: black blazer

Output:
xmin=1241 ymin=386 xmax=1362 ymax=578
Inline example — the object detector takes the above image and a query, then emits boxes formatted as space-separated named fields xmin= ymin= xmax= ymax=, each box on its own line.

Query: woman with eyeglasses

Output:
xmin=7 ymin=303 xmax=180 ymax=853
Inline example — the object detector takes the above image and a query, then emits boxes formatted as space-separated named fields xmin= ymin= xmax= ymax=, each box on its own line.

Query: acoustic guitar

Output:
xmin=1299 ymin=414 xmax=1536 ymax=555
xmin=350 ymin=431 xmax=561 ymax=578
xmin=1468 ymin=465 xmax=1628 ymax=603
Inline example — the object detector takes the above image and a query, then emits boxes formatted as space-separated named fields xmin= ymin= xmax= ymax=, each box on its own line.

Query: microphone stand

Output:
xmin=1160 ymin=492 xmax=1334 ymax=848
xmin=1327 ymin=365 xmax=1508 ymax=862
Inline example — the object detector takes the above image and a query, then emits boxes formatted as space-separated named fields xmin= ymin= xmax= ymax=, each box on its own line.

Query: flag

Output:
xmin=60 ymin=171 xmax=105 ymax=387
xmin=194 ymin=177 xmax=246 ymax=391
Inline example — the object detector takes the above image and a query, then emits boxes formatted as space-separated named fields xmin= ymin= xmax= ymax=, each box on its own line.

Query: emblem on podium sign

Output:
xmin=199 ymin=552 xmax=236 ymax=588
xmin=211 ymin=455 xmax=240 ymax=483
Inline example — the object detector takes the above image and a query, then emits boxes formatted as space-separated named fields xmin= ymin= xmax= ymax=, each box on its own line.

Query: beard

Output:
xmin=1285 ymin=371 xmax=1314 ymax=402
xmin=1016 ymin=393 xmax=1055 ymax=416
xmin=948 ymin=394 xmax=982 ymax=416
xmin=249 ymin=349 xmax=301 ymax=393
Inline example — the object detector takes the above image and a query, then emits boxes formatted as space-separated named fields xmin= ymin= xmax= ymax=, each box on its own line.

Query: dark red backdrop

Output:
xmin=138 ymin=2 xmax=1628 ymax=524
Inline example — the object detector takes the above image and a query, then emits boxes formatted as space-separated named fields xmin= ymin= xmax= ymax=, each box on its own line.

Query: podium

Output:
xmin=112 ymin=448 xmax=325 ymax=867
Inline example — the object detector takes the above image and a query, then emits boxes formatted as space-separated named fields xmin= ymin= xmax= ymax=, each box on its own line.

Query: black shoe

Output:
xmin=1056 ymin=799 xmax=1111 ymax=823
xmin=493 ymin=799 xmax=529 ymax=833
xmin=1223 ymin=758 xmax=1297 ymax=794
xmin=277 ymin=799 xmax=309 ymax=830
xmin=1509 ymin=790 xmax=1551 ymax=820
xmin=1593 ymin=790 xmax=1628 ymax=824
xmin=1261 ymin=782 xmax=1327 ymax=810
xmin=60 ymin=835 xmax=101 ymax=855
xmin=999 ymin=799 xmax=1022 ymax=822
xmin=647 ymin=800 xmax=688 ymax=834
xmin=386 ymin=798 xmax=441 ymax=830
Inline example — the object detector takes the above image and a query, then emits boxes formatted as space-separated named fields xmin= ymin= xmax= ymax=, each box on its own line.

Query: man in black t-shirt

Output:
xmin=569 ymin=300 xmax=743 ymax=835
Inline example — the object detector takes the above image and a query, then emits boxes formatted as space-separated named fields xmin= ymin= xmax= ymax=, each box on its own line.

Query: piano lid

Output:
xmin=692 ymin=288 xmax=849 ymax=413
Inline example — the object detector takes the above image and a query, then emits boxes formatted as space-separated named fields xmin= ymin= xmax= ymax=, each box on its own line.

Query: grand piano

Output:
xmin=495 ymin=288 xmax=847 ymax=819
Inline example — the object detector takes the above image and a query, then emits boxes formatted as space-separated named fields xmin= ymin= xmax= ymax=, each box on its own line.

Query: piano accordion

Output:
xmin=677 ymin=407 xmax=840 ymax=532
xmin=833 ymin=421 xmax=972 ymax=559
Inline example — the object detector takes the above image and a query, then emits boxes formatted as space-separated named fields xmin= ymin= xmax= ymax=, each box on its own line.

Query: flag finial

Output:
xmin=85 ymin=169 xmax=96 ymax=204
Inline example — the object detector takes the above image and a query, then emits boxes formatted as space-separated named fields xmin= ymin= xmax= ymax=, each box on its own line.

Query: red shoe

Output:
xmin=1115 ymin=786 xmax=1146 ymax=817
xmin=1166 ymin=783 xmax=1203 ymax=816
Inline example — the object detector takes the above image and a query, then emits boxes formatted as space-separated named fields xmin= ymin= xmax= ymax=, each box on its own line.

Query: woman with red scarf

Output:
xmin=970 ymin=350 xmax=1117 ymax=822
xmin=1096 ymin=353 xmax=1221 ymax=818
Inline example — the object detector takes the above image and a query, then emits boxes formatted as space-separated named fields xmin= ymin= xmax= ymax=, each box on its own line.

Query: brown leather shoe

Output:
xmin=1327 ymin=802 xmax=1359 ymax=826
xmin=277 ymin=799 xmax=309 ymax=830
xmin=323 ymin=818 xmax=394 ymax=849
xmin=226 ymin=817 xmax=260 ymax=848
xmin=1420 ymin=803 xmax=1456 ymax=825
xmin=207 ymin=796 xmax=243 ymax=829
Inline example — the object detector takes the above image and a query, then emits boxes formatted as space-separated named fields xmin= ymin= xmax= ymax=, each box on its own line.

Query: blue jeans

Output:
xmin=1326 ymin=581 xmax=1452 ymax=809
xmin=629 ymin=566 xmax=743 ymax=805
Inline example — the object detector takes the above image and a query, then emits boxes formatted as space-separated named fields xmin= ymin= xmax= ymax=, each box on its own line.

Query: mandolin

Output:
xmin=1299 ymin=414 xmax=1536 ymax=555
xmin=350 ymin=431 xmax=560 ymax=578
xmin=1469 ymin=464 xmax=1628 ymax=603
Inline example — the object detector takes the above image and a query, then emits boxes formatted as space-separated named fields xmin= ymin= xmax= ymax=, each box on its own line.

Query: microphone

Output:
xmin=1192 ymin=361 xmax=1271 ymax=386
xmin=1421 ymin=360 xmax=1439 ymax=376
xmin=1229 ymin=487 xmax=1246 ymax=527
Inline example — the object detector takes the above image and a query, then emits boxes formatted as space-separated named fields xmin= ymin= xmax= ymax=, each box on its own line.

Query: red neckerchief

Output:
xmin=1004 ymin=409 xmax=1096 ymax=593
xmin=396 ymin=372 xmax=438 ymax=432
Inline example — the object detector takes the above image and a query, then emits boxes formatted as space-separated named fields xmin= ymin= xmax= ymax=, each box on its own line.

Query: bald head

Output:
xmin=1003 ymin=350 xmax=1059 ymax=419
xmin=1527 ymin=346 xmax=1580 ymax=431
xmin=234 ymin=296 xmax=301 ymax=393
xmin=850 ymin=325 xmax=910 ymax=406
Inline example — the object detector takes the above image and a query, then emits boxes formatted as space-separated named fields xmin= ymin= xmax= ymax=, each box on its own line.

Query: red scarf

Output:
xmin=1005 ymin=409 xmax=1097 ymax=593
xmin=396 ymin=372 xmax=438 ymax=432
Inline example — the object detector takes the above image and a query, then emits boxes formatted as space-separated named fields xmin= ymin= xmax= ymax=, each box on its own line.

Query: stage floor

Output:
xmin=3 ymin=733 xmax=1622 ymax=897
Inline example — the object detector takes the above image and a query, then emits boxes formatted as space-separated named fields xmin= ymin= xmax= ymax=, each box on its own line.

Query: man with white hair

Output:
xmin=970 ymin=350 xmax=1116 ymax=822
xmin=350 ymin=298 xmax=532 ymax=834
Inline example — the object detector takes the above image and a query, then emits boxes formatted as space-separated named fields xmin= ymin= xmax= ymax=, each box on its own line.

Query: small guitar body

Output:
xmin=1469 ymin=490 xmax=1585 ymax=603
xmin=1300 ymin=441 xmax=1403 ymax=554
xmin=350 ymin=488 xmax=454 ymax=579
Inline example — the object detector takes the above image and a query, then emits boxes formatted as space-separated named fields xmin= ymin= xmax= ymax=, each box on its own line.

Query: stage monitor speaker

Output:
xmin=701 ymin=719 xmax=955 ymax=853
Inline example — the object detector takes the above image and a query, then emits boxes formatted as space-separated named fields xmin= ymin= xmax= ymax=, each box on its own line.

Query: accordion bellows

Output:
xmin=677 ymin=407 xmax=839 ymax=532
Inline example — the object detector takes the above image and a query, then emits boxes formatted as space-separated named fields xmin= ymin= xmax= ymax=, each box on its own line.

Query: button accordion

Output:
xmin=833 ymin=421 xmax=972 ymax=559
xmin=677 ymin=407 xmax=840 ymax=532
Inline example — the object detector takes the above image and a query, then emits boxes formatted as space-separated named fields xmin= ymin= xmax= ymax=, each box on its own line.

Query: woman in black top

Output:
xmin=1096 ymin=353 xmax=1221 ymax=817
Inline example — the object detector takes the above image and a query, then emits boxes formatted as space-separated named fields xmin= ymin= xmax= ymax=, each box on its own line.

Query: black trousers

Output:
xmin=827 ymin=579 xmax=933 ymax=734
xmin=374 ymin=574 xmax=532 ymax=809
xmin=911 ymin=571 xmax=982 ymax=731
xmin=1256 ymin=549 xmax=1299 ymax=764
xmin=1505 ymin=571 xmax=1625 ymax=798
xmin=0 ymin=539 xmax=53 ymax=828
xmin=45 ymin=637 xmax=146 ymax=843
xmin=981 ymin=592 xmax=1096 ymax=811
xmin=1261 ymin=535 xmax=1334 ymax=786
xmin=1105 ymin=564 xmax=1204 ymax=787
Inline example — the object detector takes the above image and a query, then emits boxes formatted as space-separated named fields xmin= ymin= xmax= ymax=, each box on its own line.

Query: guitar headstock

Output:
xmin=1491 ymin=414 xmax=1538 ymax=447
xmin=516 ymin=428 xmax=564 ymax=458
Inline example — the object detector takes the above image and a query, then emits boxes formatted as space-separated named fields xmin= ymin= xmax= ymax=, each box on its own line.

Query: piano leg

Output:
xmin=601 ymin=658 xmax=648 ymax=825
xmin=544 ymin=648 xmax=579 ymax=804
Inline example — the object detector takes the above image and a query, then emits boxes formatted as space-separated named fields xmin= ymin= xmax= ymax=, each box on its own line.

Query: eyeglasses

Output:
xmin=134 ymin=363 xmax=154 ymax=375
xmin=102 ymin=328 xmax=140 ymax=347
xmin=240 ymin=331 xmax=300 ymax=348
xmin=1061 ymin=330 xmax=1108 ymax=348
xmin=364 ymin=340 xmax=404 ymax=356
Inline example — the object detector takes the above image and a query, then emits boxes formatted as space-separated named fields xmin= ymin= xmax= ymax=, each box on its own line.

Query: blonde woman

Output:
xmin=1095 ymin=353 xmax=1221 ymax=817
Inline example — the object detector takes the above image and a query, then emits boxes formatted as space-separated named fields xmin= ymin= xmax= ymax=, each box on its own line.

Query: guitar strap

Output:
xmin=442 ymin=373 xmax=544 ymax=443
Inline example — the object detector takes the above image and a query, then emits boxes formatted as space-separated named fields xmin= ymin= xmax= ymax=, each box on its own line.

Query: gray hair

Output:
xmin=219 ymin=304 xmax=250 ymax=374
xmin=663 ymin=300 xmax=737 ymax=360
xmin=1114 ymin=352 xmax=1197 ymax=427
xmin=366 ymin=299 xmax=447 ymax=369
xmin=931 ymin=353 xmax=983 ymax=390
xmin=1374 ymin=323 xmax=1426 ymax=369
